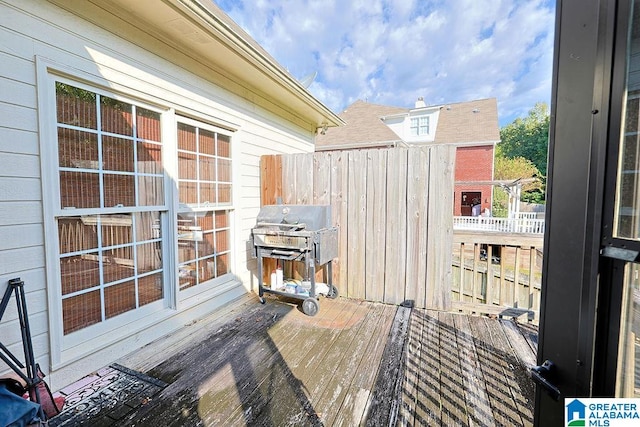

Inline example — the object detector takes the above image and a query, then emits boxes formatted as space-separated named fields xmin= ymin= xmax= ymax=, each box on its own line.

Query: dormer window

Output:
xmin=410 ymin=116 xmax=430 ymax=136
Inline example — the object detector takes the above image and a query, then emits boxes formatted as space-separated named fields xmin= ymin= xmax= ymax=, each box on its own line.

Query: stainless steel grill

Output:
xmin=251 ymin=204 xmax=339 ymax=316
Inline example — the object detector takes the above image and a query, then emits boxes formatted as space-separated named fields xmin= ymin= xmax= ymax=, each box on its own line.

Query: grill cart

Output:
xmin=251 ymin=204 xmax=339 ymax=316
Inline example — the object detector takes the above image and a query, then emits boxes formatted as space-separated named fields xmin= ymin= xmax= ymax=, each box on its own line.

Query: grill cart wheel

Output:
xmin=326 ymin=284 xmax=339 ymax=299
xmin=302 ymin=297 xmax=319 ymax=316
xmin=259 ymin=297 xmax=266 ymax=304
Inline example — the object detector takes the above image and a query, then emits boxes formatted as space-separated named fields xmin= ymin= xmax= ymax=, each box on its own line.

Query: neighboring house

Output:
xmin=316 ymin=97 xmax=500 ymax=216
xmin=0 ymin=0 xmax=342 ymax=390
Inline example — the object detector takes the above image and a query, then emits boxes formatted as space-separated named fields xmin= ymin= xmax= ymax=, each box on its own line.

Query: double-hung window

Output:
xmin=410 ymin=116 xmax=430 ymax=136
xmin=50 ymin=79 xmax=235 ymax=344
xmin=176 ymin=118 xmax=232 ymax=291
xmin=56 ymin=82 xmax=165 ymax=335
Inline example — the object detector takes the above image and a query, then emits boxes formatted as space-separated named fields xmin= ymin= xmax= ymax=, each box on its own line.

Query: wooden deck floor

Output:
xmin=108 ymin=295 xmax=537 ymax=426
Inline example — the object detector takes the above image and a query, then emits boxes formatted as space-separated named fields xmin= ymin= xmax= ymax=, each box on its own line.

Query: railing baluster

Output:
xmin=472 ymin=244 xmax=480 ymax=304
xmin=486 ymin=245 xmax=494 ymax=305
xmin=499 ymin=246 xmax=506 ymax=306
xmin=529 ymin=246 xmax=536 ymax=313
xmin=513 ymin=246 xmax=521 ymax=308
xmin=459 ymin=242 xmax=465 ymax=302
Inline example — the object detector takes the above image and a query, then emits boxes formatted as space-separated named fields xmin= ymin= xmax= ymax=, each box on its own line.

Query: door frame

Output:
xmin=535 ymin=0 xmax=621 ymax=424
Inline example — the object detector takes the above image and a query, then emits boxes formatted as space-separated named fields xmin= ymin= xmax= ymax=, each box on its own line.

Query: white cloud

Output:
xmin=217 ymin=0 xmax=555 ymax=126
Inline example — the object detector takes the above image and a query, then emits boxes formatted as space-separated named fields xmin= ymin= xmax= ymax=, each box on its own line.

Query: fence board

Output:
xmin=282 ymin=154 xmax=296 ymax=205
xmin=384 ymin=149 xmax=408 ymax=305
xmin=294 ymin=153 xmax=314 ymax=204
xmin=347 ymin=150 xmax=367 ymax=299
xmin=426 ymin=145 xmax=454 ymax=310
xmin=313 ymin=152 xmax=332 ymax=283
xmin=259 ymin=155 xmax=281 ymax=284
xmin=365 ymin=149 xmax=387 ymax=302
xmin=313 ymin=152 xmax=331 ymax=206
xmin=405 ymin=148 xmax=429 ymax=307
xmin=260 ymin=155 xmax=282 ymax=205
xmin=331 ymin=152 xmax=349 ymax=295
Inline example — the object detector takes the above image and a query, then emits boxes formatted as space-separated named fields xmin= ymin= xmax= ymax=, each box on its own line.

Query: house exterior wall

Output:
xmin=0 ymin=0 xmax=315 ymax=390
xmin=454 ymin=145 xmax=495 ymax=215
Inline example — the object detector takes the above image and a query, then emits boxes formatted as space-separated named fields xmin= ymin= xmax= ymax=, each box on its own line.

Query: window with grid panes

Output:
xmin=55 ymin=82 xmax=165 ymax=334
xmin=176 ymin=120 xmax=232 ymax=290
xmin=410 ymin=116 xmax=430 ymax=136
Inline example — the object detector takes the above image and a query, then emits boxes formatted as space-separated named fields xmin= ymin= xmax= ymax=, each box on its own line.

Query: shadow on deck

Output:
xmin=51 ymin=295 xmax=538 ymax=426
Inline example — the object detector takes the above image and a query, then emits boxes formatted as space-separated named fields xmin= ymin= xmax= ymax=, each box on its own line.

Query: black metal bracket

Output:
xmin=531 ymin=359 xmax=561 ymax=401
xmin=0 ymin=278 xmax=45 ymax=419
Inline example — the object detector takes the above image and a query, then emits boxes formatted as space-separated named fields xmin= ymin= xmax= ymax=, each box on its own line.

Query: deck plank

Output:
xmin=312 ymin=302 xmax=388 ymax=426
xmin=484 ymin=317 xmax=535 ymax=426
xmin=221 ymin=296 xmax=355 ymax=426
xmin=453 ymin=313 xmax=496 ymax=426
xmin=500 ymin=319 xmax=538 ymax=368
xmin=202 ymin=301 xmax=340 ymax=425
xmin=397 ymin=303 xmax=424 ymax=424
xmin=63 ymin=296 xmax=539 ymax=427
xmin=118 ymin=300 xmax=297 ymax=426
xmin=121 ymin=293 xmax=257 ymax=372
xmin=245 ymin=299 xmax=370 ymax=426
xmin=363 ymin=305 xmax=412 ymax=426
xmin=329 ymin=303 xmax=396 ymax=427
xmin=468 ymin=315 xmax=524 ymax=425
xmin=412 ymin=310 xmax=443 ymax=425
xmin=439 ymin=311 xmax=471 ymax=426
xmin=399 ymin=309 xmax=442 ymax=425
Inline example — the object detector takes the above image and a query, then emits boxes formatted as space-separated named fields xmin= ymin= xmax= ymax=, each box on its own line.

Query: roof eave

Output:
xmin=178 ymin=0 xmax=344 ymax=128
xmin=63 ymin=0 xmax=344 ymax=130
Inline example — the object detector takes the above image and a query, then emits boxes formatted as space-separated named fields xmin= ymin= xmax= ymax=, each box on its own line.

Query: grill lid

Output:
xmin=255 ymin=205 xmax=332 ymax=231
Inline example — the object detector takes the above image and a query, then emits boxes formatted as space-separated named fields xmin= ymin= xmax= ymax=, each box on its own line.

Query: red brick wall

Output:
xmin=454 ymin=145 xmax=494 ymax=216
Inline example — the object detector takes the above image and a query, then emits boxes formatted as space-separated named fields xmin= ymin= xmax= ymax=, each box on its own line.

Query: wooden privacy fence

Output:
xmin=260 ymin=146 xmax=455 ymax=311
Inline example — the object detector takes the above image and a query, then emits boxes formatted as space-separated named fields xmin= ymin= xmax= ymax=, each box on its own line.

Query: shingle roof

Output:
xmin=434 ymin=98 xmax=499 ymax=144
xmin=315 ymin=100 xmax=408 ymax=149
xmin=315 ymin=97 xmax=500 ymax=149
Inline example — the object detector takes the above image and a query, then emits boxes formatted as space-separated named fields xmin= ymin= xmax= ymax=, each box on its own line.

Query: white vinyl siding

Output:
xmin=1 ymin=0 xmax=316 ymax=391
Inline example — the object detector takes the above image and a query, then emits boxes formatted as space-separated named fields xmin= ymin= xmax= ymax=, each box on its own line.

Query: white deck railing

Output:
xmin=453 ymin=216 xmax=545 ymax=234
xmin=514 ymin=212 xmax=539 ymax=220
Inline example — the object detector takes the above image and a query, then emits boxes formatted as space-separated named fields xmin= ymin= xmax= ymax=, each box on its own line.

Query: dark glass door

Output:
xmin=535 ymin=0 xmax=639 ymax=424
xmin=602 ymin=0 xmax=640 ymax=398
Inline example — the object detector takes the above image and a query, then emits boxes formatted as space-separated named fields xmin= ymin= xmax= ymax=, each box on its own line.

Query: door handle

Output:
xmin=531 ymin=360 xmax=561 ymax=401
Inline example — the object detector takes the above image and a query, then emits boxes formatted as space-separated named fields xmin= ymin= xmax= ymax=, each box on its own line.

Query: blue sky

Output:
xmin=216 ymin=0 xmax=555 ymax=127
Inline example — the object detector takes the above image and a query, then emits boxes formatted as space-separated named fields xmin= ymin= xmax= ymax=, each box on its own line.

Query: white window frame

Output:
xmin=36 ymin=58 xmax=238 ymax=367
xmin=174 ymin=116 xmax=235 ymax=300
xmin=410 ymin=116 xmax=430 ymax=136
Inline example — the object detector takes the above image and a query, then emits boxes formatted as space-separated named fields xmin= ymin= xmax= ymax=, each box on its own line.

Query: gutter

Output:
xmin=442 ymin=139 xmax=501 ymax=147
xmin=316 ymin=138 xmax=500 ymax=151
xmin=179 ymin=0 xmax=344 ymax=128
xmin=315 ymin=140 xmax=404 ymax=151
